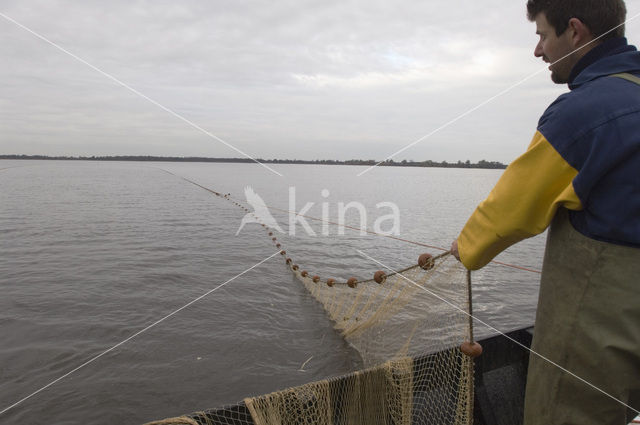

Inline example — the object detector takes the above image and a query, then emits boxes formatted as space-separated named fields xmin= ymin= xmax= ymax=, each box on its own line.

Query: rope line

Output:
xmin=154 ymin=168 xmax=439 ymax=286
xmin=160 ymin=169 xmax=542 ymax=275
xmin=265 ymin=204 xmax=541 ymax=274
xmin=467 ymin=270 xmax=474 ymax=343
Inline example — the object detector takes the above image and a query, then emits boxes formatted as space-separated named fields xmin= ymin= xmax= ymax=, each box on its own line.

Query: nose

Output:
xmin=534 ymin=40 xmax=543 ymax=58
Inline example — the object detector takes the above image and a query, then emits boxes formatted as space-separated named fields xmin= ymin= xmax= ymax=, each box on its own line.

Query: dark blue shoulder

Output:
xmin=537 ymin=75 xmax=640 ymax=169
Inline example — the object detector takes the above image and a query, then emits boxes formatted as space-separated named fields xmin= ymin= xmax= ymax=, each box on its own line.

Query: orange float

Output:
xmin=460 ymin=341 xmax=483 ymax=358
xmin=418 ymin=253 xmax=435 ymax=270
xmin=373 ymin=271 xmax=386 ymax=284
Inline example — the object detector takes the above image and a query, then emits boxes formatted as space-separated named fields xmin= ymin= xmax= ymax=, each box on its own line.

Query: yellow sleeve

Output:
xmin=457 ymin=131 xmax=583 ymax=270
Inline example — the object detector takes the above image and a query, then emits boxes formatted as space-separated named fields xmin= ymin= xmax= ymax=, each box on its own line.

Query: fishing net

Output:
xmin=146 ymin=183 xmax=476 ymax=425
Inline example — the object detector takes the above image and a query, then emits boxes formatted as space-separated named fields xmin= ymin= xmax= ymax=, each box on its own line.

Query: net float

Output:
xmin=373 ymin=271 xmax=386 ymax=284
xmin=285 ymin=258 xmax=292 ymax=264
xmin=292 ymin=265 xmax=299 ymax=271
xmin=418 ymin=253 xmax=435 ymax=270
xmin=326 ymin=278 xmax=335 ymax=287
xmin=312 ymin=275 xmax=320 ymax=283
xmin=301 ymin=271 xmax=308 ymax=277
xmin=460 ymin=341 xmax=483 ymax=358
xmin=347 ymin=277 xmax=358 ymax=288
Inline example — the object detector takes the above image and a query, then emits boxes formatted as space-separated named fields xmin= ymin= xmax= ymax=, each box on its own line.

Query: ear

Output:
xmin=567 ymin=17 xmax=595 ymax=47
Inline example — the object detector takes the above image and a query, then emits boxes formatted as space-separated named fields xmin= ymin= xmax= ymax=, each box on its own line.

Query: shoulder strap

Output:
xmin=610 ymin=72 xmax=640 ymax=85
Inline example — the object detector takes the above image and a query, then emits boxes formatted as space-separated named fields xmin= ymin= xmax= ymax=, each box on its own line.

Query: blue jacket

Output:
xmin=458 ymin=38 xmax=640 ymax=270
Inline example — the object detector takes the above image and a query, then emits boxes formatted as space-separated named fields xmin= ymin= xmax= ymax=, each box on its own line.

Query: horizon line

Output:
xmin=0 ymin=154 xmax=508 ymax=169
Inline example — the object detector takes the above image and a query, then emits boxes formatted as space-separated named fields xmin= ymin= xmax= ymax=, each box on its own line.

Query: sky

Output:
xmin=1 ymin=0 xmax=639 ymax=163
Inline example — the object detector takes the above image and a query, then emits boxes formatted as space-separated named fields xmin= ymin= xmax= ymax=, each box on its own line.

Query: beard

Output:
xmin=551 ymin=69 xmax=569 ymax=84
xmin=546 ymin=55 xmax=574 ymax=84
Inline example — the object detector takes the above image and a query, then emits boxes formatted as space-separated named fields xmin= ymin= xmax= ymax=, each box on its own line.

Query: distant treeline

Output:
xmin=0 ymin=155 xmax=507 ymax=169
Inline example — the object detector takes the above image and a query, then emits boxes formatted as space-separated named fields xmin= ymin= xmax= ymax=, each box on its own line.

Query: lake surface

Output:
xmin=0 ymin=160 xmax=544 ymax=424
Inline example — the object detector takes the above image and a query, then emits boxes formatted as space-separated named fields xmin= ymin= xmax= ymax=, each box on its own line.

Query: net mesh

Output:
xmin=146 ymin=253 xmax=474 ymax=425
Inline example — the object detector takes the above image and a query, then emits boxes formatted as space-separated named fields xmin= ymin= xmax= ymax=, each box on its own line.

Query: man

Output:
xmin=451 ymin=0 xmax=640 ymax=423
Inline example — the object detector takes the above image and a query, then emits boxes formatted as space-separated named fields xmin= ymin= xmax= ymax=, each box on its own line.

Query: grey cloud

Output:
xmin=1 ymin=0 xmax=639 ymax=162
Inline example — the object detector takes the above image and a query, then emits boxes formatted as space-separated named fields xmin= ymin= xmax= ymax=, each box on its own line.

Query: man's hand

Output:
xmin=450 ymin=240 xmax=460 ymax=261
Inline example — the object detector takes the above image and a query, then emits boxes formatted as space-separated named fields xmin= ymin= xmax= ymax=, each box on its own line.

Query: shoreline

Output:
xmin=0 ymin=155 xmax=507 ymax=170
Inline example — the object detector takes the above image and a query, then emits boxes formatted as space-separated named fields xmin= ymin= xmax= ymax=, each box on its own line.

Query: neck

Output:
xmin=568 ymin=37 xmax=629 ymax=85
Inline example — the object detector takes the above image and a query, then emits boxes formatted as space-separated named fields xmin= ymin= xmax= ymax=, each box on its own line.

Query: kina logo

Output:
xmin=235 ymin=186 xmax=284 ymax=235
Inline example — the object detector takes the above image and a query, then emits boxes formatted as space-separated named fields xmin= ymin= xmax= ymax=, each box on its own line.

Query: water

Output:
xmin=0 ymin=160 xmax=544 ymax=424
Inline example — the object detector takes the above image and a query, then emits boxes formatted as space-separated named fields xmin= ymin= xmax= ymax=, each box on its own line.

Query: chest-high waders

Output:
xmin=523 ymin=208 xmax=640 ymax=424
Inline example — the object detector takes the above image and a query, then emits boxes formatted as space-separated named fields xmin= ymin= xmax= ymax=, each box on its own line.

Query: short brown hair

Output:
xmin=527 ymin=0 xmax=627 ymax=40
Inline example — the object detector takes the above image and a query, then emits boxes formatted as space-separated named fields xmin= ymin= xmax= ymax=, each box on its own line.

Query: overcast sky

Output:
xmin=1 ymin=0 xmax=639 ymax=163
